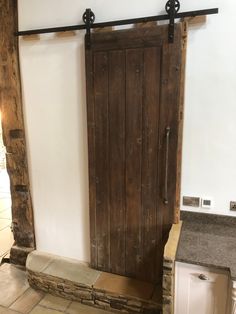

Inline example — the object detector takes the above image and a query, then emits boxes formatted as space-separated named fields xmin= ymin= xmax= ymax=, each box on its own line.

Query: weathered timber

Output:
xmin=85 ymin=24 xmax=184 ymax=283
xmin=0 ymin=0 xmax=35 ymax=264
xmin=174 ymin=20 xmax=188 ymax=223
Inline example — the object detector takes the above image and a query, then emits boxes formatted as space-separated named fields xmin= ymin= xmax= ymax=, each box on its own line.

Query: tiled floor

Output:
xmin=0 ymin=263 xmax=113 ymax=314
xmin=0 ymin=169 xmax=13 ymax=263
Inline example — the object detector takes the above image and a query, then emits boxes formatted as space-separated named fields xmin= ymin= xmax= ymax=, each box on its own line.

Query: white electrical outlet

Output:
xmin=201 ymin=198 xmax=213 ymax=209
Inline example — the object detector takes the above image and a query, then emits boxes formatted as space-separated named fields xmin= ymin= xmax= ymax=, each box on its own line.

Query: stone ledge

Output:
xmin=26 ymin=251 xmax=162 ymax=314
xmin=25 ymin=222 xmax=182 ymax=314
xmin=26 ymin=251 xmax=100 ymax=287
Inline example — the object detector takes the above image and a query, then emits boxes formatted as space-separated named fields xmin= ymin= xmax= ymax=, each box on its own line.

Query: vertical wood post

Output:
xmin=174 ymin=20 xmax=188 ymax=223
xmin=0 ymin=0 xmax=35 ymax=265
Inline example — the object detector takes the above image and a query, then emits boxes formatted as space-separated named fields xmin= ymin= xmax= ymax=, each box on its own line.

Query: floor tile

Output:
xmin=0 ymin=227 xmax=14 ymax=257
xmin=0 ymin=199 xmax=11 ymax=212
xmin=94 ymin=272 xmax=154 ymax=300
xmin=10 ymin=287 xmax=45 ymax=313
xmin=39 ymin=294 xmax=70 ymax=312
xmin=0 ymin=209 xmax=12 ymax=220
xmin=0 ymin=188 xmax=10 ymax=194
xmin=43 ymin=256 xmax=101 ymax=286
xmin=0 ymin=219 xmax=11 ymax=231
xmin=30 ymin=305 xmax=63 ymax=314
xmin=0 ymin=306 xmax=19 ymax=313
xmin=66 ymin=302 xmax=112 ymax=314
xmin=26 ymin=251 xmax=54 ymax=273
xmin=0 ymin=264 xmax=29 ymax=307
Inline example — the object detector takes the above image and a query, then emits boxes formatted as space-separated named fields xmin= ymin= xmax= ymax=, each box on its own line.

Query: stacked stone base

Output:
xmin=162 ymin=260 xmax=174 ymax=314
xmin=28 ymin=270 xmax=162 ymax=314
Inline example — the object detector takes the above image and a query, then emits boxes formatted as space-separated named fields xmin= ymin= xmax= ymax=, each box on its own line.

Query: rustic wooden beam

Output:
xmin=184 ymin=15 xmax=207 ymax=25
xmin=174 ymin=20 xmax=188 ymax=223
xmin=0 ymin=0 xmax=35 ymax=265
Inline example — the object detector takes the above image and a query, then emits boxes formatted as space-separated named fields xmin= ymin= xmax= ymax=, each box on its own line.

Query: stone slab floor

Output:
xmin=0 ymin=169 xmax=13 ymax=263
xmin=0 ymin=263 xmax=113 ymax=314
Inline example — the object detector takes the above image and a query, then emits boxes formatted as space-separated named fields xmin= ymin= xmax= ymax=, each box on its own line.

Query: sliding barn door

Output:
xmin=85 ymin=24 xmax=183 ymax=283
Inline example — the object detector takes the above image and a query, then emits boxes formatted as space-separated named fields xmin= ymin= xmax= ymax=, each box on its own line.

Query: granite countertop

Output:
xmin=176 ymin=211 xmax=236 ymax=280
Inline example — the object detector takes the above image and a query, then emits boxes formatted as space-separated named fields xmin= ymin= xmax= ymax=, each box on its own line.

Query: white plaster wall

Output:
xmin=18 ymin=0 xmax=236 ymax=262
xmin=181 ymin=0 xmax=236 ymax=216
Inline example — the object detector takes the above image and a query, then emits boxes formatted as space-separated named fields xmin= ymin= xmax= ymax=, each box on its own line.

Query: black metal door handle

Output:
xmin=164 ymin=126 xmax=171 ymax=205
xmin=198 ymin=274 xmax=209 ymax=281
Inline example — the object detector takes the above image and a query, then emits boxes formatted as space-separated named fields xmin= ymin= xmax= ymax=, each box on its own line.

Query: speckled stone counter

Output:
xmin=176 ymin=211 xmax=236 ymax=280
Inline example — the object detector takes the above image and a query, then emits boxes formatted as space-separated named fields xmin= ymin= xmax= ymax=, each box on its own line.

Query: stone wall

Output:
xmin=28 ymin=269 xmax=161 ymax=314
xmin=26 ymin=222 xmax=182 ymax=314
xmin=162 ymin=260 xmax=174 ymax=314
xmin=162 ymin=222 xmax=182 ymax=314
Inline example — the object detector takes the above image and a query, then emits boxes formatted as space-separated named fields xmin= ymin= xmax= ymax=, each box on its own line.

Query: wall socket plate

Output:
xmin=183 ymin=196 xmax=200 ymax=207
xmin=230 ymin=201 xmax=236 ymax=211
xmin=201 ymin=198 xmax=213 ymax=209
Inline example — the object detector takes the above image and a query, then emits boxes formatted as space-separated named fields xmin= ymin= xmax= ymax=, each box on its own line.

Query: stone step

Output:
xmin=25 ymin=222 xmax=182 ymax=314
xmin=26 ymin=251 xmax=162 ymax=313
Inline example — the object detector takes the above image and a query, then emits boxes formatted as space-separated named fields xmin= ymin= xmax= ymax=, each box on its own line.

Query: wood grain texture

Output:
xmin=93 ymin=51 xmax=110 ymax=270
xmin=0 ymin=0 xmax=35 ymax=261
xmin=85 ymin=24 xmax=184 ymax=283
xmin=85 ymin=43 xmax=97 ymax=268
xmin=125 ymin=48 xmax=143 ymax=278
xmin=157 ymin=25 xmax=183 ymax=239
xmin=108 ymin=50 xmax=126 ymax=274
xmin=174 ymin=21 xmax=188 ymax=224
xmin=89 ymin=27 xmax=165 ymax=52
xmin=141 ymin=47 xmax=162 ymax=282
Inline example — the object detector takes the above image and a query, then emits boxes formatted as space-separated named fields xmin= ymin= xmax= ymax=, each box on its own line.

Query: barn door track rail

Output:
xmin=16 ymin=0 xmax=218 ymax=43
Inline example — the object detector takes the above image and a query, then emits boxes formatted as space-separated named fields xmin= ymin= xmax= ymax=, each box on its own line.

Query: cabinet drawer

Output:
xmin=175 ymin=262 xmax=230 ymax=314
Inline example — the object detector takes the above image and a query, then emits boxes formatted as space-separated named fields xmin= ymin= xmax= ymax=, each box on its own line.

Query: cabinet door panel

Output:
xmin=175 ymin=262 xmax=229 ymax=314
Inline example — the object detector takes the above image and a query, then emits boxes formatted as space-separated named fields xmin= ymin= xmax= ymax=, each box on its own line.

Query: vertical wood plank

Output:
xmin=141 ymin=47 xmax=162 ymax=282
xmin=85 ymin=37 xmax=97 ymax=267
xmin=174 ymin=21 xmax=188 ymax=223
xmin=94 ymin=51 xmax=110 ymax=270
xmin=108 ymin=50 xmax=126 ymax=274
xmin=158 ymin=25 xmax=182 ymax=238
xmin=125 ymin=48 xmax=143 ymax=278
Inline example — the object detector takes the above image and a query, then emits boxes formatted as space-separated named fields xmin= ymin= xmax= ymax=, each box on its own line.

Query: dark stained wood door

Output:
xmin=85 ymin=24 xmax=183 ymax=283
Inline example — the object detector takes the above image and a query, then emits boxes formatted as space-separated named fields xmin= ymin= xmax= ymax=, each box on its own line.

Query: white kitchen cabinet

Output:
xmin=175 ymin=262 xmax=230 ymax=314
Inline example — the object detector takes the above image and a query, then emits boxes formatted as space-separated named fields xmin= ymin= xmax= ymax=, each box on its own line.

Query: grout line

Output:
xmin=27 ymin=294 xmax=45 ymax=314
xmin=38 ymin=304 xmax=68 ymax=313
xmin=6 ymin=284 xmax=30 ymax=311
xmin=65 ymin=300 xmax=73 ymax=312
xmin=7 ymin=287 xmax=30 ymax=309
xmin=0 ymin=224 xmax=12 ymax=232
xmin=0 ymin=249 xmax=10 ymax=258
xmin=39 ymin=257 xmax=55 ymax=273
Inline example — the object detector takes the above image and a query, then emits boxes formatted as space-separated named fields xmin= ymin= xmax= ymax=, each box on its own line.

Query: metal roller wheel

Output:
xmin=165 ymin=0 xmax=180 ymax=14
xmin=83 ymin=10 xmax=95 ymax=24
